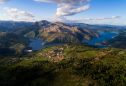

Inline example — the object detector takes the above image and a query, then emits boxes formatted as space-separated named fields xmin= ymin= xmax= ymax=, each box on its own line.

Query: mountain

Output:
xmin=0 ymin=32 xmax=29 ymax=56
xmin=11 ymin=20 xmax=52 ymax=38
xmin=0 ymin=21 xmax=33 ymax=32
xmin=2 ymin=20 xmax=99 ymax=45
xmin=38 ymin=22 xmax=99 ymax=44
xmin=0 ymin=20 xmax=126 ymax=56
xmin=34 ymin=20 xmax=51 ymax=28
xmin=70 ymin=23 xmax=126 ymax=32
xmin=0 ymin=20 xmax=125 ymax=33
xmin=0 ymin=20 xmax=99 ymax=55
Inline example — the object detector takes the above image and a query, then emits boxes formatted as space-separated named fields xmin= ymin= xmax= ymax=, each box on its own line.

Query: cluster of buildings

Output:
xmin=44 ymin=48 xmax=64 ymax=62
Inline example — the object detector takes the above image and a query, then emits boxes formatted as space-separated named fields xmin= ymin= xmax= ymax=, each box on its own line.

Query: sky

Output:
xmin=0 ymin=0 xmax=126 ymax=25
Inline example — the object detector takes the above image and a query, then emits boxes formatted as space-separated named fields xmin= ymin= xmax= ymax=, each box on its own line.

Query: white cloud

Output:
xmin=34 ymin=0 xmax=90 ymax=17
xmin=83 ymin=16 xmax=121 ymax=21
xmin=3 ymin=7 xmax=35 ymax=21
xmin=0 ymin=0 xmax=9 ymax=4
xmin=34 ymin=0 xmax=122 ymax=25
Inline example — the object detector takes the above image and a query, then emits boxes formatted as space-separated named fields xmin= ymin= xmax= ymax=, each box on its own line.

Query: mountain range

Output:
xmin=0 ymin=20 xmax=126 ymax=56
xmin=0 ymin=20 xmax=99 ymax=55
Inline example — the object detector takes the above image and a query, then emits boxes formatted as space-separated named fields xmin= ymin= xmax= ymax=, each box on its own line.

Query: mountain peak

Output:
xmin=34 ymin=20 xmax=51 ymax=28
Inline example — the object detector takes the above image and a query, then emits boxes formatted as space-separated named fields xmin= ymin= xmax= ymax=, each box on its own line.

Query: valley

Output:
xmin=0 ymin=20 xmax=124 ymax=55
xmin=0 ymin=20 xmax=126 ymax=86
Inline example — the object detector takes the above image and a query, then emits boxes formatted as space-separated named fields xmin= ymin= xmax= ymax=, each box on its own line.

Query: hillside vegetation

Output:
xmin=0 ymin=44 xmax=126 ymax=86
xmin=0 ymin=32 xmax=29 ymax=56
xmin=108 ymin=31 xmax=126 ymax=49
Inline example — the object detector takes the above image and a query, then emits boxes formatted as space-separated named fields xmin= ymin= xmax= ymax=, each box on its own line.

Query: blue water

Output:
xmin=29 ymin=39 xmax=44 ymax=50
xmin=85 ymin=32 xmax=118 ymax=48
xmin=29 ymin=32 xmax=118 ymax=50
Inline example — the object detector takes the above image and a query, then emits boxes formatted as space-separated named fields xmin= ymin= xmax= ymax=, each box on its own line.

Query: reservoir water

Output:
xmin=29 ymin=32 xmax=119 ymax=50
xmin=29 ymin=39 xmax=44 ymax=50
xmin=85 ymin=32 xmax=118 ymax=48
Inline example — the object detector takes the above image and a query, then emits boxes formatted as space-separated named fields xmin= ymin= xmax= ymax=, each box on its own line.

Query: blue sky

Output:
xmin=0 ymin=0 xmax=125 ymax=25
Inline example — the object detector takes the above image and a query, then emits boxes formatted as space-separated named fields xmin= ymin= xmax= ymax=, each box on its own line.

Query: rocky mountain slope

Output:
xmin=39 ymin=22 xmax=99 ymax=44
xmin=10 ymin=21 xmax=99 ymax=44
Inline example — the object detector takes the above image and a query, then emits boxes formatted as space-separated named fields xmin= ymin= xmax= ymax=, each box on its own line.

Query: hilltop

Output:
xmin=0 ymin=44 xmax=126 ymax=86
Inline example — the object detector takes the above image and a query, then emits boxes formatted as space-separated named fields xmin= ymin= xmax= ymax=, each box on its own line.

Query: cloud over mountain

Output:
xmin=3 ymin=7 xmax=35 ymax=21
xmin=34 ymin=0 xmax=90 ymax=17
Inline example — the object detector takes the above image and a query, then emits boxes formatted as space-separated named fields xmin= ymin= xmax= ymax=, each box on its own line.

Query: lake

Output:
xmin=29 ymin=39 xmax=44 ymax=50
xmin=85 ymin=32 xmax=118 ymax=48
xmin=29 ymin=32 xmax=119 ymax=50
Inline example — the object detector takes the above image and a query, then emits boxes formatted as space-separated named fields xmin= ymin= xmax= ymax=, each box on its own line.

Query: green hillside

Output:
xmin=0 ymin=44 xmax=126 ymax=86
xmin=108 ymin=31 xmax=126 ymax=49
xmin=0 ymin=32 xmax=30 ymax=56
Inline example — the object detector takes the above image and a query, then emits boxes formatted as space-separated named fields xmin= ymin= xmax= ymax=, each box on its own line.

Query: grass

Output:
xmin=0 ymin=44 xmax=126 ymax=86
